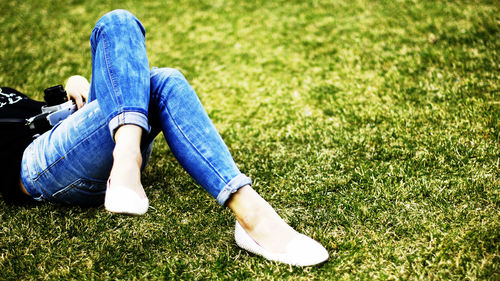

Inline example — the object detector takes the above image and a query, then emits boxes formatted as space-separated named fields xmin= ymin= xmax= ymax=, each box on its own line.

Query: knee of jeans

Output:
xmin=161 ymin=68 xmax=186 ymax=80
xmin=97 ymin=9 xmax=144 ymax=33
xmin=102 ymin=9 xmax=136 ymax=22
xmin=154 ymin=67 xmax=189 ymax=86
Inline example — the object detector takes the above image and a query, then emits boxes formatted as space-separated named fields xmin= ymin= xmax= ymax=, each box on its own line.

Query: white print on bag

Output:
xmin=0 ymin=88 xmax=23 ymax=108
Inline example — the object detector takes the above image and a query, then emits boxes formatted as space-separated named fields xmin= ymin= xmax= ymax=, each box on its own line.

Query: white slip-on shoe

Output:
xmin=234 ymin=221 xmax=329 ymax=266
xmin=104 ymin=179 xmax=149 ymax=215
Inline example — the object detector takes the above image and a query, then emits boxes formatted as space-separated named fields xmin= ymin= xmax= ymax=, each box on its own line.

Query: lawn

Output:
xmin=0 ymin=0 xmax=498 ymax=280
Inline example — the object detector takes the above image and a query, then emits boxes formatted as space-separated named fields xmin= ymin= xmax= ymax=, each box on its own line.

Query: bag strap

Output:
xmin=0 ymin=117 xmax=27 ymax=124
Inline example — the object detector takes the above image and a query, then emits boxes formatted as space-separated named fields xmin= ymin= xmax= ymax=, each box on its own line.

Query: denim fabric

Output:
xmin=20 ymin=9 xmax=251 ymax=206
xmin=89 ymin=9 xmax=151 ymax=137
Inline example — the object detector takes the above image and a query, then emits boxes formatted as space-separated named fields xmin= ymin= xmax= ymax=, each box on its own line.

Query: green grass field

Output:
xmin=0 ymin=0 xmax=498 ymax=279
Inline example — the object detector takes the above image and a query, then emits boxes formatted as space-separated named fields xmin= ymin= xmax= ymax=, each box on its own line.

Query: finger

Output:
xmin=74 ymin=94 xmax=84 ymax=109
xmin=80 ymin=88 xmax=89 ymax=103
xmin=82 ymin=89 xmax=89 ymax=102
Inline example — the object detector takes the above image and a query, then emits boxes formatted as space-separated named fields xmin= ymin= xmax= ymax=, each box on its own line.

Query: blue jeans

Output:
xmin=20 ymin=10 xmax=251 ymax=206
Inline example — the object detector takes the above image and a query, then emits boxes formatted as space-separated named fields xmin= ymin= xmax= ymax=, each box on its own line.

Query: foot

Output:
xmin=228 ymin=186 xmax=328 ymax=265
xmin=234 ymin=220 xmax=329 ymax=266
xmin=230 ymin=187 xmax=297 ymax=253
xmin=105 ymin=178 xmax=149 ymax=215
xmin=108 ymin=143 xmax=146 ymax=199
xmin=105 ymin=125 xmax=148 ymax=214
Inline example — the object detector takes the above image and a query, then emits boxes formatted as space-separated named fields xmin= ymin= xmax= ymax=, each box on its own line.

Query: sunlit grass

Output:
xmin=0 ymin=0 xmax=498 ymax=280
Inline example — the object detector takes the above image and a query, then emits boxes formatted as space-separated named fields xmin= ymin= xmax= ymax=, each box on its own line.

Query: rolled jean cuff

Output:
xmin=216 ymin=173 xmax=252 ymax=206
xmin=108 ymin=111 xmax=150 ymax=139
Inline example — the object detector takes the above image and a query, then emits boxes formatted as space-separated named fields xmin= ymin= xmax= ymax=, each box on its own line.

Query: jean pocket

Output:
xmin=52 ymin=178 xmax=106 ymax=206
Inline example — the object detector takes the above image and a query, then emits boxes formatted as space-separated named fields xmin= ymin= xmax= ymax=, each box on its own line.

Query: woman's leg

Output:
xmin=20 ymin=10 xmax=152 ymax=207
xmin=148 ymin=67 xmax=251 ymax=205
xmin=89 ymin=10 xmax=153 ymax=212
xmin=148 ymin=68 xmax=328 ymax=264
xmin=89 ymin=9 xmax=150 ymax=132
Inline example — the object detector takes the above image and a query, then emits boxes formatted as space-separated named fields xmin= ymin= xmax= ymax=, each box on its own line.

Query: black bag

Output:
xmin=0 ymin=87 xmax=47 ymax=133
xmin=0 ymin=86 xmax=74 ymax=136
xmin=0 ymin=87 xmax=46 ymax=203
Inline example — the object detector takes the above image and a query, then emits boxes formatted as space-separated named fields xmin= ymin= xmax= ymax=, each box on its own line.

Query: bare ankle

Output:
xmin=228 ymin=186 xmax=291 ymax=233
xmin=112 ymin=145 xmax=142 ymax=166
xmin=112 ymin=124 xmax=143 ymax=166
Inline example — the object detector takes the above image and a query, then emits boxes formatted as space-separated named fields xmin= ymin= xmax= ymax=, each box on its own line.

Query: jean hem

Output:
xmin=216 ymin=174 xmax=252 ymax=206
xmin=108 ymin=111 xmax=150 ymax=138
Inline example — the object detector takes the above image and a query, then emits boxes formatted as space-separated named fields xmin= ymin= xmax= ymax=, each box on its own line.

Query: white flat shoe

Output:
xmin=234 ymin=221 xmax=329 ymax=266
xmin=104 ymin=179 xmax=149 ymax=215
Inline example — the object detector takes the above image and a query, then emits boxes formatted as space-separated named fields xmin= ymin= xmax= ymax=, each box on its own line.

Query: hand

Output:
xmin=65 ymin=75 xmax=90 ymax=109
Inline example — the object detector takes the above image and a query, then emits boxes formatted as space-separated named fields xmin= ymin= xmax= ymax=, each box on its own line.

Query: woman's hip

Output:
xmin=20 ymin=101 xmax=114 ymax=205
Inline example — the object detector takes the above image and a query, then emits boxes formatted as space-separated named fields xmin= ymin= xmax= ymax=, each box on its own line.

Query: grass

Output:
xmin=0 ymin=0 xmax=498 ymax=279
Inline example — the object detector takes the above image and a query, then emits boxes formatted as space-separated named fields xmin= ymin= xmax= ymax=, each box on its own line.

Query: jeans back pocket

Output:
xmin=52 ymin=178 xmax=106 ymax=206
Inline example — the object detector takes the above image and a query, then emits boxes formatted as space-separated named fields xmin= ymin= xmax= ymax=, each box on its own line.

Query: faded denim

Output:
xmin=20 ymin=10 xmax=251 ymax=206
